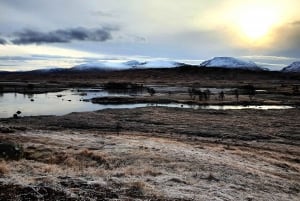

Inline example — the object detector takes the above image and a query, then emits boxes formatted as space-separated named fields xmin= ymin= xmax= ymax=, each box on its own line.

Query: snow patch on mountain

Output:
xmin=137 ymin=60 xmax=183 ymax=68
xmin=281 ymin=61 xmax=300 ymax=72
xmin=123 ymin=60 xmax=144 ymax=67
xmin=200 ymin=57 xmax=264 ymax=70
xmin=72 ymin=61 xmax=132 ymax=71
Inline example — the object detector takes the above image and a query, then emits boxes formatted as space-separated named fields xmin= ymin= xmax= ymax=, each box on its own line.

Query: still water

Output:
xmin=0 ymin=88 xmax=294 ymax=118
xmin=0 ymin=89 xmax=123 ymax=118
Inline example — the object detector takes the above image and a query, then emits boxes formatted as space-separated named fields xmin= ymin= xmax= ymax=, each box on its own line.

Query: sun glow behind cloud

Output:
xmin=229 ymin=2 xmax=284 ymax=47
xmin=197 ymin=0 xmax=296 ymax=48
xmin=236 ymin=8 xmax=279 ymax=40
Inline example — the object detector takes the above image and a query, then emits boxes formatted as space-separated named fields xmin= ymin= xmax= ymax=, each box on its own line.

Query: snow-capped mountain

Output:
xmin=15 ymin=57 xmax=275 ymax=73
xmin=200 ymin=57 xmax=264 ymax=71
xmin=281 ymin=62 xmax=300 ymax=72
xmin=71 ymin=60 xmax=184 ymax=71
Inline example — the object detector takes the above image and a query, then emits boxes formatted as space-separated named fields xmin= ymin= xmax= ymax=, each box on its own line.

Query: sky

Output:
xmin=0 ymin=0 xmax=300 ymax=71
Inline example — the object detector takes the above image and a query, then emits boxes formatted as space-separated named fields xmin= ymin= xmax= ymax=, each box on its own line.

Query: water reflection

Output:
xmin=0 ymin=89 xmax=108 ymax=118
xmin=152 ymin=104 xmax=294 ymax=110
xmin=0 ymin=88 xmax=294 ymax=118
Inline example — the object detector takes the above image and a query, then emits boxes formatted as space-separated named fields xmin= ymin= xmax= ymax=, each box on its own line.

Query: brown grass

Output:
xmin=63 ymin=156 xmax=81 ymax=167
xmin=40 ymin=164 xmax=60 ymax=174
xmin=143 ymin=168 xmax=162 ymax=177
xmin=0 ymin=161 xmax=9 ymax=175
xmin=78 ymin=149 xmax=109 ymax=167
xmin=126 ymin=181 xmax=147 ymax=197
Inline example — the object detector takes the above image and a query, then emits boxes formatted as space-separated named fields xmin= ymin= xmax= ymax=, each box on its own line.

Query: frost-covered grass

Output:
xmin=0 ymin=128 xmax=299 ymax=200
xmin=0 ymin=105 xmax=299 ymax=200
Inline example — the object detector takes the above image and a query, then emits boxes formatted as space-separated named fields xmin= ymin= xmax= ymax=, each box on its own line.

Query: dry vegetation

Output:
xmin=0 ymin=106 xmax=299 ymax=200
xmin=0 ymin=68 xmax=299 ymax=200
xmin=0 ymin=161 xmax=9 ymax=175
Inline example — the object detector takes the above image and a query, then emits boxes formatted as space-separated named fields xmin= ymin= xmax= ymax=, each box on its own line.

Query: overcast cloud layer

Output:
xmin=0 ymin=0 xmax=299 ymax=71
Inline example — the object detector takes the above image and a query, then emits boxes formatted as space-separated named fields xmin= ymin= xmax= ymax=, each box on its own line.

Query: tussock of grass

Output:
xmin=126 ymin=181 xmax=146 ymax=197
xmin=143 ymin=168 xmax=162 ymax=177
xmin=0 ymin=161 xmax=9 ymax=175
xmin=40 ymin=164 xmax=55 ymax=173
xmin=78 ymin=149 xmax=109 ymax=167
xmin=63 ymin=156 xmax=81 ymax=167
xmin=116 ymin=166 xmax=162 ymax=177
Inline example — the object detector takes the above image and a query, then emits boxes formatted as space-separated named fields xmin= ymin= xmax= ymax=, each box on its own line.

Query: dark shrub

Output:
xmin=241 ymin=85 xmax=256 ymax=101
xmin=0 ymin=142 xmax=23 ymax=160
xmin=147 ymin=87 xmax=156 ymax=96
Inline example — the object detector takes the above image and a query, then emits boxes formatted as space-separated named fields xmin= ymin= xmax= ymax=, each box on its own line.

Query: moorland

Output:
xmin=0 ymin=67 xmax=299 ymax=200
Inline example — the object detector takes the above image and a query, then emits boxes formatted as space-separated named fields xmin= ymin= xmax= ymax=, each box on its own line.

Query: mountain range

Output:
xmin=5 ymin=57 xmax=300 ymax=73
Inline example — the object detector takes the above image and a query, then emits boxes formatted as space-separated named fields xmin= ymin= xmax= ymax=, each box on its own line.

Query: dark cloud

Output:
xmin=0 ymin=56 xmax=32 ymax=61
xmin=11 ymin=27 xmax=117 ymax=45
xmin=0 ymin=38 xmax=7 ymax=45
xmin=270 ymin=23 xmax=300 ymax=58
